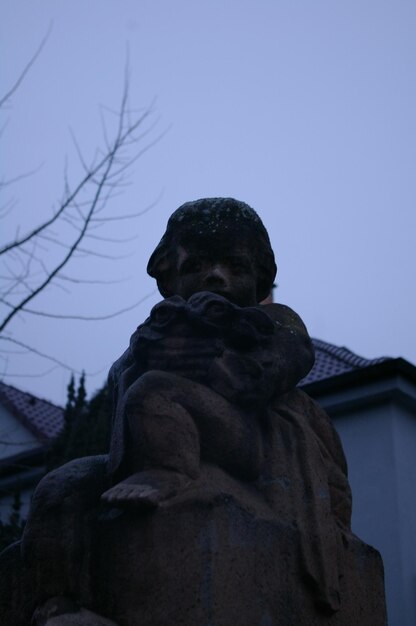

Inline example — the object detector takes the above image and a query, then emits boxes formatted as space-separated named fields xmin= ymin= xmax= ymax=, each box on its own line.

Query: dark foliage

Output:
xmin=0 ymin=492 xmax=26 ymax=553
xmin=0 ymin=376 xmax=112 ymax=553
xmin=47 ymin=374 xmax=111 ymax=471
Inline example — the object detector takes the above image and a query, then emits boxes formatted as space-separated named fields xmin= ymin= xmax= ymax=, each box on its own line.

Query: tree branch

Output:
xmin=0 ymin=25 xmax=51 ymax=108
xmin=1 ymin=290 xmax=156 ymax=321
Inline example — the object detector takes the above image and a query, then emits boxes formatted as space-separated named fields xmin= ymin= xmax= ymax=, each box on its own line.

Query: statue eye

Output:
xmin=229 ymin=258 xmax=250 ymax=274
xmin=192 ymin=260 xmax=203 ymax=272
xmin=179 ymin=258 xmax=202 ymax=274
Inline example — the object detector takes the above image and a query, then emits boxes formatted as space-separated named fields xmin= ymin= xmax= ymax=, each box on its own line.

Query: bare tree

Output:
xmin=0 ymin=44 xmax=162 ymax=379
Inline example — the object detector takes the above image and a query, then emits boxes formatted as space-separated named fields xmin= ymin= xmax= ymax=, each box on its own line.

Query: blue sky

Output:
xmin=1 ymin=1 xmax=415 ymax=405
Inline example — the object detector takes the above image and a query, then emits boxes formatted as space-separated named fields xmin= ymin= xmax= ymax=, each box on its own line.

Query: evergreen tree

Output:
xmin=1 ymin=376 xmax=112 ymax=552
xmin=65 ymin=374 xmax=76 ymax=426
xmin=47 ymin=374 xmax=111 ymax=471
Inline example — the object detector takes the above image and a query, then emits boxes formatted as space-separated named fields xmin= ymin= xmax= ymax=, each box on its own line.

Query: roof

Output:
xmin=0 ymin=381 xmax=64 ymax=442
xmin=0 ymin=338 xmax=393 ymax=442
xmin=300 ymin=338 xmax=389 ymax=386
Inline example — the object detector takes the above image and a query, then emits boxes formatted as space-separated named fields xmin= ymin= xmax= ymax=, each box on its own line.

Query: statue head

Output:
xmin=147 ymin=198 xmax=277 ymax=306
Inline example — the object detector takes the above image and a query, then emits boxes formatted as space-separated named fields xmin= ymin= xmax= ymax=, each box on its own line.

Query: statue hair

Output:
xmin=147 ymin=198 xmax=277 ymax=303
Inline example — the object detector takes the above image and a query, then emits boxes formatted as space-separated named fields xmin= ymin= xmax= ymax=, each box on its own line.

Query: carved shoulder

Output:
xmin=258 ymin=303 xmax=315 ymax=392
xmin=260 ymin=302 xmax=309 ymax=335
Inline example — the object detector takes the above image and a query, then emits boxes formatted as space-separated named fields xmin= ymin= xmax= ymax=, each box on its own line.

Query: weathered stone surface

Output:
xmin=0 ymin=198 xmax=387 ymax=625
xmin=32 ymin=596 xmax=119 ymax=626
xmin=92 ymin=466 xmax=386 ymax=626
xmin=0 ymin=457 xmax=386 ymax=625
xmin=0 ymin=456 xmax=109 ymax=625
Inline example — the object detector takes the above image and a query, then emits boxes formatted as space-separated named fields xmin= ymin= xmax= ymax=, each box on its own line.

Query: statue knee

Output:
xmin=126 ymin=370 xmax=180 ymax=401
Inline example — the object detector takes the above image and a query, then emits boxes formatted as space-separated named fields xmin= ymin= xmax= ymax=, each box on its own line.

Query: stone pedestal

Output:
xmin=0 ymin=457 xmax=386 ymax=626
xmin=91 ymin=492 xmax=386 ymax=626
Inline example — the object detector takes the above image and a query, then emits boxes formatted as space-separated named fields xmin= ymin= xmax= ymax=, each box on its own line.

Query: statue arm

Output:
xmin=107 ymin=345 xmax=143 ymax=482
xmin=259 ymin=303 xmax=315 ymax=397
xmin=204 ymin=302 xmax=314 ymax=405
xmin=108 ymin=322 xmax=149 ymax=428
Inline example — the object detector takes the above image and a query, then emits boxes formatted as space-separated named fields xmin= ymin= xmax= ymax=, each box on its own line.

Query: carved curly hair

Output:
xmin=147 ymin=198 xmax=277 ymax=303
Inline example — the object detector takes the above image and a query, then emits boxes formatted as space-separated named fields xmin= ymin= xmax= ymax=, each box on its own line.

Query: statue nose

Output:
xmin=204 ymin=265 xmax=228 ymax=287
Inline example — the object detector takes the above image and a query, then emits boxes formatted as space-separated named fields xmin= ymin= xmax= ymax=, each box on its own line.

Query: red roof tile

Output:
xmin=0 ymin=382 xmax=64 ymax=442
xmin=0 ymin=339 xmax=390 ymax=441
xmin=300 ymin=339 xmax=389 ymax=386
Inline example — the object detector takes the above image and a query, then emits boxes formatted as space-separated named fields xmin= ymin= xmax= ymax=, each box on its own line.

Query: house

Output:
xmin=302 ymin=339 xmax=416 ymax=626
xmin=0 ymin=381 xmax=64 ymax=521
xmin=0 ymin=338 xmax=415 ymax=625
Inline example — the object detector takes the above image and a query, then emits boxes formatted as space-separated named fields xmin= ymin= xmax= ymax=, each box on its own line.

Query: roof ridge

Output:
xmin=0 ymin=380 xmax=63 ymax=410
xmin=311 ymin=338 xmax=389 ymax=369
xmin=0 ymin=380 xmax=64 ymax=442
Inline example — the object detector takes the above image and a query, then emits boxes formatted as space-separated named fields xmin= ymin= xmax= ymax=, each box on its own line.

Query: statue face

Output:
xmin=171 ymin=244 xmax=258 ymax=307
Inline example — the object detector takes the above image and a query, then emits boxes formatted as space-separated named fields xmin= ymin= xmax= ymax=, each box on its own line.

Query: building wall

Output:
xmin=334 ymin=401 xmax=402 ymax=626
xmin=391 ymin=401 xmax=416 ymax=624
xmin=314 ymin=374 xmax=416 ymax=626
xmin=0 ymin=404 xmax=42 ymax=522
xmin=0 ymin=404 xmax=39 ymax=461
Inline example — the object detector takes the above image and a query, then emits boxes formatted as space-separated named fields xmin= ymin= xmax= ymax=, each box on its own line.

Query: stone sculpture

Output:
xmin=0 ymin=198 xmax=387 ymax=625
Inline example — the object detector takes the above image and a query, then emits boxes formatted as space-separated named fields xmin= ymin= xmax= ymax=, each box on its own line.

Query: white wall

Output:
xmin=0 ymin=404 xmax=39 ymax=461
xmin=317 ymin=374 xmax=416 ymax=626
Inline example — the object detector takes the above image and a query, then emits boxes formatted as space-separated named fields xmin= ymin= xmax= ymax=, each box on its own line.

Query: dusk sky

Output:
xmin=1 ymin=1 xmax=415 ymax=406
